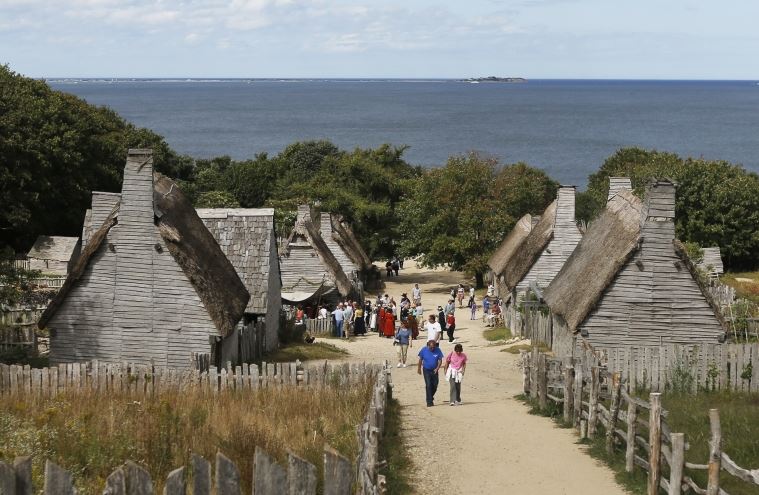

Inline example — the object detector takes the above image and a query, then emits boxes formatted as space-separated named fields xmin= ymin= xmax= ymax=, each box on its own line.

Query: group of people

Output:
xmin=384 ymin=257 xmax=403 ymax=277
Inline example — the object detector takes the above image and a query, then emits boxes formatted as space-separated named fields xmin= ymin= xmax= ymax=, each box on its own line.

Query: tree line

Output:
xmin=1 ymin=65 xmax=758 ymax=286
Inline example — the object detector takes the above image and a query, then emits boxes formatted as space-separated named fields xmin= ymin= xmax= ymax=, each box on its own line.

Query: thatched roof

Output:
xmin=498 ymin=201 xmax=557 ymax=292
xmin=27 ymin=236 xmax=80 ymax=262
xmin=330 ymin=214 xmax=372 ymax=269
xmin=40 ymin=172 xmax=249 ymax=338
xmin=38 ymin=209 xmax=119 ymax=329
xmin=487 ymin=213 xmax=534 ymax=275
xmin=302 ymin=217 xmax=353 ymax=296
xmin=154 ymin=175 xmax=249 ymax=337
xmin=544 ymin=190 xmax=643 ymax=332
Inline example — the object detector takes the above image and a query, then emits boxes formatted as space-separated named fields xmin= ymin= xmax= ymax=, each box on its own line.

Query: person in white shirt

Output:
xmin=423 ymin=314 xmax=442 ymax=346
xmin=412 ymin=283 xmax=422 ymax=304
xmin=318 ymin=306 xmax=328 ymax=319
xmin=415 ymin=301 xmax=424 ymax=327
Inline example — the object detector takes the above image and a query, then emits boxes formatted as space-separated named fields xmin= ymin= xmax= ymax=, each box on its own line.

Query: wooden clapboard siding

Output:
xmin=264 ymin=229 xmax=282 ymax=353
xmin=579 ymin=182 xmax=723 ymax=350
xmin=280 ymin=243 xmax=334 ymax=293
xmin=320 ymin=213 xmax=357 ymax=277
xmin=48 ymin=151 xmax=221 ymax=367
xmin=516 ymin=186 xmax=582 ymax=295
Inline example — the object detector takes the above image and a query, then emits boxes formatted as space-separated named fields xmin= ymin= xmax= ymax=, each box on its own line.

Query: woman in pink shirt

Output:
xmin=444 ymin=344 xmax=467 ymax=405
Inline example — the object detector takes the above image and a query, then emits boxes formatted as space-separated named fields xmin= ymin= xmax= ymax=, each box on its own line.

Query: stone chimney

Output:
xmin=555 ymin=185 xmax=576 ymax=230
xmin=607 ymin=177 xmax=632 ymax=202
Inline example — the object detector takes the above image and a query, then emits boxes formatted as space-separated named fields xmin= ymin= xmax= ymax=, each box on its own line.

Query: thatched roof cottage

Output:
xmin=488 ymin=186 xmax=583 ymax=302
xmin=196 ymin=208 xmax=282 ymax=354
xmin=280 ymin=205 xmax=353 ymax=304
xmin=545 ymin=180 xmax=726 ymax=356
xmin=39 ymin=150 xmax=249 ymax=367
xmin=319 ymin=212 xmax=359 ymax=280
xmin=26 ymin=236 xmax=81 ymax=275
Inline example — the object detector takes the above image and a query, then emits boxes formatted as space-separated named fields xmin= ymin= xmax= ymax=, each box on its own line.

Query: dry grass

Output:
xmin=262 ymin=341 xmax=348 ymax=363
xmin=0 ymin=381 xmax=373 ymax=494
xmin=721 ymin=271 xmax=759 ymax=305
xmin=501 ymin=342 xmax=551 ymax=354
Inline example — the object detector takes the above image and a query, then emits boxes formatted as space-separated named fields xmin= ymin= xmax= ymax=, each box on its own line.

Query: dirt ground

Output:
xmin=329 ymin=261 xmax=628 ymax=495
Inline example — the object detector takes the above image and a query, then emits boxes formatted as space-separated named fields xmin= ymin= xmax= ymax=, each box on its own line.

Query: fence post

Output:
xmin=323 ymin=444 xmax=352 ymax=495
xmin=44 ymin=461 xmax=75 ymax=495
xmin=530 ymin=349 xmax=538 ymax=398
xmin=14 ymin=456 xmax=32 ymax=495
xmin=606 ymin=372 xmax=621 ymax=455
xmin=574 ymin=362 xmax=583 ymax=430
xmin=647 ymin=393 xmax=662 ymax=495
xmin=588 ymin=366 xmax=600 ymax=438
xmin=216 ymin=452 xmax=241 ymax=495
xmin=520 ymin=350 xmax=530 ymax=395
xmin=192 ymin=454 xmax=212 ymax=495
xmin=563 ymin=365 xmax=574 ymax=424
xmin=538 ymin=354 xmax=548 ymax=410
xmin=164 ymin=467 xmax=186 ymax=495
xmin=287 ymin=452 xmax=317 ymax=495
xmin=706 ymin=409 xmax=722 ymax=495
xmin=0 ymin=461 xmax=14 ymax=495
xmin=625 ymin=400 xmax=637 ymax=473
xmin=669 ymin=433 xmax=685 ymax=495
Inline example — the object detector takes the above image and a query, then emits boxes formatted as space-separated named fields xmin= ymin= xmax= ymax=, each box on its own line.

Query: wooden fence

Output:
xmin=600 ymin=343 xmax=759 ymax=393
xmin=0 ymin=363 xmax=393 ymax=494
xmin=306 ymin=318 xmax=335 ymax=335
xmin=0 ymin=360 xmax=383 ymax=396
xmin=522 ymin=349 xmax=759 ymax=495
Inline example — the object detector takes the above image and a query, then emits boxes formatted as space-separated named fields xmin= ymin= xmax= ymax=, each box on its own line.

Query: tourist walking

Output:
xmin=370 ymin=305 xmax=378 ymax=333
xmin=446 ymin=312 xmax=456 ymax=342
xmin=412 ymin=283 xmax=422 ymax=304
xmin=444 ymin=344 xmax=468 ymax=405
xmin=395 ymin=320 xmax=412 ymax=367
xmin=423 ymin=314 xmax=442 ymax=344
xmin=417 ymin=340 xmax=444 ymax=407
xmin=457 ymin=284 xmax=465 ymax=307
xmin=382 ymin=306 xmax=396 ymax=338
xmin=437 ymin=306 xmax=447 ymax=339
xmin=470 ymin=298 xmax=477 ymax=320
xmin=415 ymin=301 xmax=424 ymax=327
xmin=445 ymin=298 xmax=455 ymax=317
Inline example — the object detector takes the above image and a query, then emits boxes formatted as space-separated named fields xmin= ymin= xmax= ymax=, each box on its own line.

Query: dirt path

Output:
xmin=329 ymin=261 xmax=628 ymax=494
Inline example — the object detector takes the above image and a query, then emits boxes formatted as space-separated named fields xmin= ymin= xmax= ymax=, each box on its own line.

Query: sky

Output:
xmin=1 ymin=0 xmax=758 ymax=79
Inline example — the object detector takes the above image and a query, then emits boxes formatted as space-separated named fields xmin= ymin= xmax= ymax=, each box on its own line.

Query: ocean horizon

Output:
xmin=49 ymin=78 xmax=759 ymax=187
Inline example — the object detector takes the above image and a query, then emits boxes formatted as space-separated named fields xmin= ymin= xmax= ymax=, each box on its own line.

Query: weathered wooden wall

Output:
xmin=320 ymin=213 xmax=357 ymax=279
xmin=48 ymin=152 xmax=220 ymax=367
xmin=577 ymin=183 xmax=723 ymax=349
xmin=516 ymin=186 xmax=582 ymax=296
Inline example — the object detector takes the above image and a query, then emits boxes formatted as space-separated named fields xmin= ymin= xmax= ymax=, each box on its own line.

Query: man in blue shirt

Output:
xmin=417 ymin=340 xmax=444 ymax=406
xmin=331 ymin=303 xmax=345 ymax=338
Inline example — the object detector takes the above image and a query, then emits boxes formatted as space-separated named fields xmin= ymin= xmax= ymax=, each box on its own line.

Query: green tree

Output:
xmin=397 ymin=153 xmax=557 ymax=287
xmin=195 ymin=191 xmax=240 ymax=208
xmin=582 ymin=147 xmax=759 ymax=270
xmin=0 ymin=65 xmax=191 ymax=252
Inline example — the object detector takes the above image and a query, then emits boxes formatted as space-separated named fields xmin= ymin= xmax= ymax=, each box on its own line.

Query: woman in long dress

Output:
xmin=370 ymin=305 xmax=378 ymax=333
xmin=353 ymin=303 xmax=366 ymax=335
xmin=382 ymin=306 xmax=396 ymax=337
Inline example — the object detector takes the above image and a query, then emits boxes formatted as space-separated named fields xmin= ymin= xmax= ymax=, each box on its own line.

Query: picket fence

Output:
xmin=306 ymin=318 xmax=335 ymax=335
xmin=601 ymin=343 xmax=759 ymax=393
xmin=0 ymin=360 xmax=393 ymax=494
xmin=522 ymin=349 xmax=759 ymax=495
xmin=0 ymin=360 xmax=382 ymax=397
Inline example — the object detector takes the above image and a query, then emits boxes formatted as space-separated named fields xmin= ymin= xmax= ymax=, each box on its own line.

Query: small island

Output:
xmin=462 ymin=76 xmax=527 ymax=83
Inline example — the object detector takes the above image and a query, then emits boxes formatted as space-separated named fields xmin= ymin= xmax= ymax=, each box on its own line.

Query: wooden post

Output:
xmin=538 ymin=354 xmax=548 ymax=410
xmin=254 ymin=448 xmax=287 ymax=494
xmin=323 ymin=444 xmax=352 ymax=495
xmin=625 ymin=400 xmax=637 ymax=473
xmin=706 ymin=409 xmax=722 ymax=495
xmin=103 ymin=467 xmax=126 ymax=495
xmin=44 ymin=461 xmax=74 ymax=495
xmin=287 ymin=452 xmax=317 ymax=495
xmin=580 ymin=419 xmax=588 ymax=439
xmin=588 ymin=366 xmax=600 ymax=438
xmin=520 ymin=350 xmax=530 ymax=394
xmin=574 ymin=363 xmax=583 ymax=430
xmin=530 ymin=349 xmax=538 ymax=398
xmin=216 ymin=452 xmax=241 ymax=495
xmin=164 ymin=467 xmax=186 ymax=495
xmin=647 ymin=393 xmax=662 ymax=495
xmin=606 ymin=372 xmax=622 ymax=455
xmin=563 ymin=366 xmax=574 ymax=424
xmin=0 ymin=461 xmax=15 ymax=495
xmin=192 ymin=454 xmax=212 ymax=495
xmin=669 ymin=433 xmax=685 ymax=495
xmin=14 ymin=456 xmax=33 ymax=495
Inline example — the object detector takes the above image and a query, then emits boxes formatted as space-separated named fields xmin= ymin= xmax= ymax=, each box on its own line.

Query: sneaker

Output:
xmin=450 ymin=402 xmax=455 ymax=406
xmin=456 ymin=401 xmax=462 ymax=405
xmin=397 ymin=362 xmax=402 ymax=368
xmin=402 ymin=363 xmax=407 ymax=367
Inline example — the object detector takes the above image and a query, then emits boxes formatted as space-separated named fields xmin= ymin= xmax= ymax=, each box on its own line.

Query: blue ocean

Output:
xmin=49 ymin=79 xmax=759 ymax=187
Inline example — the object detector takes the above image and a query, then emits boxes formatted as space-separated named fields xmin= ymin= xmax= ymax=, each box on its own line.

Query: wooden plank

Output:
xmin=669 ymin=433 xmax=685 ymax=495
xmin=124 ymin=461 xmax=153 ymax=495
xmin=0 ymin=461 xmax=15 ymax=495
xmin=752 ymin=343 xmax=759 ymax=393
xmin=44 ymin=461 xmax=74 ymax=495
xmin=254 ymin=448 xmax=287 ymax=495
xmin=648 ymin=393 xmax=662 ymax=495
xmin=588 ymin=366 xmax=600 ymax=439
xmin=103 ymin=467 xmax=126 ymax=495
xmin=323 ymin=445 xmax=352 ymax=495
xmin=215 ymin=452 xmax=241 ymax=495
xmin=707 ymin=409 xmax=721 ymax=495
xmin=164 ymin=467 xmax=186 ymax=495
xmin=192 ymin=454 xmax=212 ymax=495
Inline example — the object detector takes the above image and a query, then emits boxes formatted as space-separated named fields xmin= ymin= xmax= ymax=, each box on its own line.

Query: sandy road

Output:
xmin=330 ymin=261 xmax=627 ymax=495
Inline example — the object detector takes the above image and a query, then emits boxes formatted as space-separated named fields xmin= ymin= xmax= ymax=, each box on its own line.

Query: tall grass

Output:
xmin=0 ymin=380 xmax=373 ymax=494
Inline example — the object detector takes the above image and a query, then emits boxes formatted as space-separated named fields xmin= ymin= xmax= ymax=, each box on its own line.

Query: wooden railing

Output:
xmin=522 ymin=349 xmax=759 ymax=495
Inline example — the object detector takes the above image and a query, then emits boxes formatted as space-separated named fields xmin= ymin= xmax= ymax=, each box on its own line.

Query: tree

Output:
xmin=582 ymin=147 xmax=759 ymax=270
xmin=0 ymin=65 xmax=191 ymax=253
xmin=397 ymin=153 xmax=557 ymax=287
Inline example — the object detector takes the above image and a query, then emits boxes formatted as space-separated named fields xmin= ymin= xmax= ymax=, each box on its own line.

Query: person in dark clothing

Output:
xmin=437 ymin=306 xmax=447 ymax=337
xmin=386 ymin=261 xmax=393 ymax=277
xmin=446 ymin=312 xmax=456 ymax=342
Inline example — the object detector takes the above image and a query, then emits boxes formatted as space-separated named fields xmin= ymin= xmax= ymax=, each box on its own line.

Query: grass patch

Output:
xmin=0 ymin=382 xmax=373 ymax=494
xmin=378 ymin=398 xmax=413 ymax=493
xmin=663 ymin=391 xmax=759 ymax=495
xmin=264 ymin=341 xmax=348 ymax=363
xmin=501 ymin=342 xmax=551 ymax=354
xmin=721 ymin=271 xmax=759 ymax=305
xmin=483 ymin=326 xmax=512 ymax=342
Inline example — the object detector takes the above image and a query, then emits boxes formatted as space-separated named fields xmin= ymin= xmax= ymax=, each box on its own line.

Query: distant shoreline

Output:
xmin=462 ymin=77 xmax=528 ymax=83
